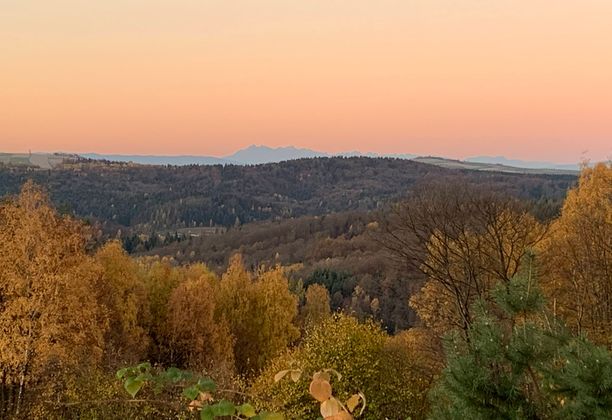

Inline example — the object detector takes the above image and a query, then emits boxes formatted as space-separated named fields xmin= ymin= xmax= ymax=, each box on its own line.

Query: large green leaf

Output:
xmin=212 ymin=399 xmax=235 ymax=416
xmin=183 ymin=384 xmax=200 ymax=400
xmin=200 ymin=406 xmax=215 ymax=420
xmin=197 ymin=377 xmax=217 ymax=392
xmin=164 ymin=367 xmax=183 ymax=382
xmin=116 ymin=367 xmax=129 ymax=379
xmin=237 ymin=403 xmax=257 ymax=417
xmin=124 ymin=377 xmax=144 ymax=398
xmin=136 ymin=362 xmax=151 ymax=371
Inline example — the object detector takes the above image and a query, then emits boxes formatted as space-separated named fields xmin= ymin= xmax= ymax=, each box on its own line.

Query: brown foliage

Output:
xmin=381 ymin=181 xmax=546 ymax=335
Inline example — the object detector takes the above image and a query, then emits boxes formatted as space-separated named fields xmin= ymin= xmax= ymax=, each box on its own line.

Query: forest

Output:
xmin=0 ymin=157 xmax=575 ymax=234
xmin=0 ymin=161 xmax=610 ymax=419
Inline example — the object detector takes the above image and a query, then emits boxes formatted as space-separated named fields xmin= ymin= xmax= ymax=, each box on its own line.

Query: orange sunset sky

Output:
xmin=1 ymin=0 xmax=611 ymax=162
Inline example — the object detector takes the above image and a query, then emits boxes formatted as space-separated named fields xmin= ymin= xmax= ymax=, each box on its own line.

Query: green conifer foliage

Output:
xmin=431 ymin=275 xmax=612 ymax=419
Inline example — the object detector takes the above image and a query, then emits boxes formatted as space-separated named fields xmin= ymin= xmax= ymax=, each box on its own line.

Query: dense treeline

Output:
xmin=0 ymin=157 xmax=574 ymax=234
xmin=141 ymin=210 xmax=419 ymax=332
xmin=137 ymin=182 xmax=566 ymax=333
xmin=0 ymin=164 xmax=609 ymax=419
xmin=0 ymin=183 xmax=301 ymax=417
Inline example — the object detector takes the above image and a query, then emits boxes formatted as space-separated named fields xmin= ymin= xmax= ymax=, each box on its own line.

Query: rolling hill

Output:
xmin=0 ymin=157 xmax=576 ymax=235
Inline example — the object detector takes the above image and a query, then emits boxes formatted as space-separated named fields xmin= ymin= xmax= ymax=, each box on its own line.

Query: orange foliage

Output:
xmin=165 ymin=266 xmax=235 ymax=374
xmin=0 ymin=182 xmax=107 ymax=412
xmin=541 ymin=163 xmax=612 ymax=346
xmin=217 ymin=255 xmax=299 ymax=375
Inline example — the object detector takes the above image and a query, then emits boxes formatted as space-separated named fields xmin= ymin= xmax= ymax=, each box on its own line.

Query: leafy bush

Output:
xmin=252 ymin=314 xmax=432 ymax=419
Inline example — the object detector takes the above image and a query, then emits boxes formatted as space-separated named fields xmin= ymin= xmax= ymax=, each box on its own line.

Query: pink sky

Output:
xmin=1 ymin=1 xmax=611 ymax=162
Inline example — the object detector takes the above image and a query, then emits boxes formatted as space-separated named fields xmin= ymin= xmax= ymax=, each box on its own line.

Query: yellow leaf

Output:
xmin=345 ymin=394 xmax=360 ymax=413
xmin=198 ymin=392 xmax=213 ymax=402
xmin=290 ymin=369 xmax=302 ymax=382
xmin=310 ymin=379 xmax=332 ymax=402
xmin=313 ymin=371 xmax=331 ymax=382
xmin=274 ymin=369 xmax=290 ymax=382
xmin=320 ymin=398 xmax=342 ymax=418
xmin=326 ymin=412 xmax=353 ymax=420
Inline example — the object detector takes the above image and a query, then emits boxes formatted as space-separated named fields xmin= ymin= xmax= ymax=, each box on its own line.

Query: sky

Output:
xmin=1 ymin=1 xmax=611 ymax=163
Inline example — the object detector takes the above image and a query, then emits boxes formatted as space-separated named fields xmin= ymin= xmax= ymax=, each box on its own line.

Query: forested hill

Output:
xmin=0 ymin=157 xmax=576 ymax=232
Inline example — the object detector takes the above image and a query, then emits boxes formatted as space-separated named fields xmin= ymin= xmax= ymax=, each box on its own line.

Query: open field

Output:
xmin=0 ymin=152 xmax=78 ymax=169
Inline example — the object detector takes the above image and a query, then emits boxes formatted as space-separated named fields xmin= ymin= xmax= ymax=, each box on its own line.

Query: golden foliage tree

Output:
xmin=139 ymin=257 xmax=183 ymax=362
xmin=94 ymin=241 xmax=150 ymax=366
xmin=0 ymin=182 xmax=106 ymax=414
xmin=217 ymin=255 xmax=300 ymax=375
xmin=541 ymin=162 xmax=612 ymax=346
xmin=165 ymin=265 xmax=235 ymax=375
xmin=301 ymin=284 xmax=331 ymax=327
xmin=382 ymin=181 xmax=545 ymax=336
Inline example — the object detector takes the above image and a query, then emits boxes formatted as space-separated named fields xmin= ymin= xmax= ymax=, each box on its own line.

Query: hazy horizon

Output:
xmin=2 ymin=144 xmax=590 ymax=165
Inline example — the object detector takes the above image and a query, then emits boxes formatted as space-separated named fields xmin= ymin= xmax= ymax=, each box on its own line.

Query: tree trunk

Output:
xmin=15 ymin=341 xmax=31 ymax=415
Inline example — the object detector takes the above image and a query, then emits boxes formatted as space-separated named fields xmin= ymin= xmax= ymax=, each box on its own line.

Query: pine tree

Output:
xmin=430 ymin=272 xmax=612 ymax=419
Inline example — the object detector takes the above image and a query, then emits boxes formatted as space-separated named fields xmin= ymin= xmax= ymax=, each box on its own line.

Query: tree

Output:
xmin=541 ymin=162 xmax=612 ymax=347
xmin=94 ymin=241 xmax=150 ymax=367
xmin=164 ymin=266 xmax=235 ymax=375
xmin=139 ymin=257 xmax=183 ymax=363
xmin=0 ymin=182 xmax=106 ymax=415
xmin=409 ymin=280 xmax=459 ymax=337
xmin=304 ymin=269 xmax=356 ymax=310
xmin=380 ymin=181 xmax=545 ymax=336
xmin=430 ymin=273 xmax=612 ymax=419
xmin=301 ymin=284 xmax=331 ymax=327
xmin=216 ymin=256 xmax=300 ymax=375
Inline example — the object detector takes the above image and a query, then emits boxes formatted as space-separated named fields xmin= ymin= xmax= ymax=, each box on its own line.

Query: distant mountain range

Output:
xmin=82 ymin=145 xmax=580 ymax=172
xmin=82 ymin=145 xmax=418 ymax=166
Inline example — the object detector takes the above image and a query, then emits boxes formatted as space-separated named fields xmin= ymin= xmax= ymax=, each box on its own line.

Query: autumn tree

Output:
xmin=380 ymin=181 xmax=546 ymax=336
xmin=164 ymin=265 xmax=235 ymax=375
xmin=0 ymin=182 xmax=106 ymax=415
xmin=94 ymin=241 xmax=150 ymax=367
xmin=216 ymin=255 xmax=300 ymax=375
xmin=139 ymin=257 xmax=183 ymax=363
xmin=301 ymin=284 xmax=331 ymax=327
xmin=541 ymin=162 xmax=612 ymax=346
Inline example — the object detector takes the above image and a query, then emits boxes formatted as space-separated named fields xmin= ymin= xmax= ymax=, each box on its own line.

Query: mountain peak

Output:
xmin=224 ymin=145 xmax=328 ymax=164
